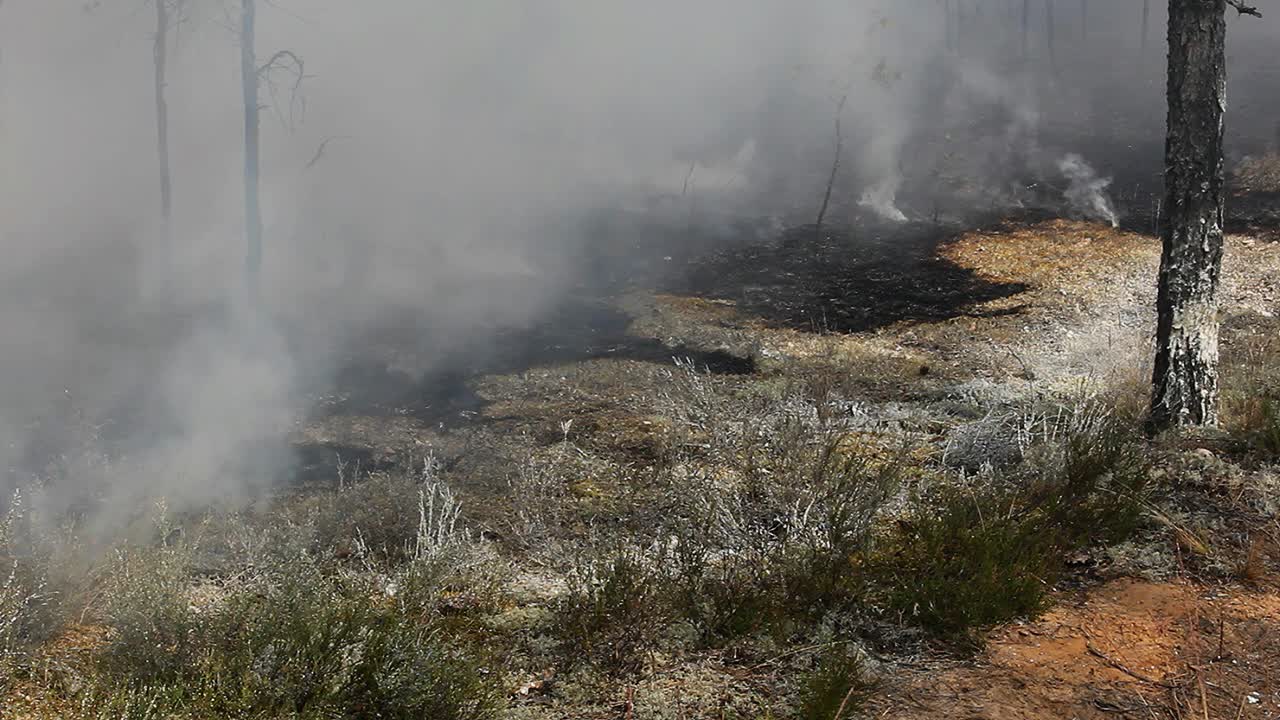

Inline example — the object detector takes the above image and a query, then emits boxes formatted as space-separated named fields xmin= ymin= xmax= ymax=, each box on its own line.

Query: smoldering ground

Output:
xmin=1 ymin=1 xmax=1278 ymax=534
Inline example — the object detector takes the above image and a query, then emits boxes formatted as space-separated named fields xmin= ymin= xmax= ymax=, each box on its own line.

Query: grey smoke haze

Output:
xmin=1 ymin=1 xmax=1277 ymax=529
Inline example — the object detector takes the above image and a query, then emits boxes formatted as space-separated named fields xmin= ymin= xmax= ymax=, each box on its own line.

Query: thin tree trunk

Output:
xmin=815 ymin=94 xmax=847 ymax=233
xmin=1149 ymin=0 xmax=1228 ymax=430
xmin=1045 ymin=0 xmax=1057 ymax=71
xmin=1080 ymin=0 xmax=1088 ymax=39
xmin=1142 ymin=0 xmax=1151 ymax=55
xmin=241 ymin=0 xmax=262 ymax=296
xmin=945 ymin=0 xmax=955 ymax=54
xmin=154 ymin=0 xmax=173 ymax=227
xmin=1022 ymin=0 xmax=1031 ymax=58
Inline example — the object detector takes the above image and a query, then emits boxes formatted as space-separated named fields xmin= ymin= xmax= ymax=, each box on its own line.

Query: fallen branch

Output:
xmin=1087 ymin=643 xmax=1179 ymax=689
xmin=305 ymin=135 xmax=350 ymax=169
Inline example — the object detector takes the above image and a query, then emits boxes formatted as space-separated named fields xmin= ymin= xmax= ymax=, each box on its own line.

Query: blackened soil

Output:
xmin=673 ymin=219 xmax=1030 ymax=334
xmin=318 ymin=299 xmax=754 ymax=423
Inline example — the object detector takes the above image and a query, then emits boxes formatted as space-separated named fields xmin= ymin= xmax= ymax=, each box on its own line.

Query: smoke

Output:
xmin=1058 ymin=154 xmax=1120 ymax=227
xmin=1 ymin=1 xmax=1278 ymax=534
xmin=859 ymin=177 xmax=909 ymax=222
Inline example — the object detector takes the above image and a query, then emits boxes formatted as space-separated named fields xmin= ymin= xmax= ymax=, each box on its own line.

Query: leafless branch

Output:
xmin=257 ymin=49 xmax=308 ymax=130
xmin=1226 ymin=0 xmax=1261 ymax=17
xmin=305 ymin=135 xmax=350 ymax=169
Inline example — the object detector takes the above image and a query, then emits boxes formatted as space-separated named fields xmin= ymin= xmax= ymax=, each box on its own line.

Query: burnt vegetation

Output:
xmin=4 ymin=2 xmax=1280 ymax=720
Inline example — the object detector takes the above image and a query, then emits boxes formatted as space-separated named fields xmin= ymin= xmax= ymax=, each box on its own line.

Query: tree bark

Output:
xmin=241 ymin=0 xmax=262 ymax=296
xmin=154 ymin=0 xmax=173 ymax=228
xmin=1149 ymin=0 xmax=1228 ymax=431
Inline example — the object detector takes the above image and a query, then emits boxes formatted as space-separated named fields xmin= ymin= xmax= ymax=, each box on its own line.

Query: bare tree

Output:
xmin=1149 ymin=0 xmax=1260 ymax=431
xmin=1045 ymin=0 xmax=1057 ymax=71
xmin=237 ymin=0 xmax=304 ymax=299
xmin=240 ymin=0 xmax=262 ymax=295
xmin=154 ymin=0 xmax=176 ymax=229
xmin=1022 ymin=0 xmax=1032 ymax=58
xmin=814 ymin=94 xmax=847 ymax=233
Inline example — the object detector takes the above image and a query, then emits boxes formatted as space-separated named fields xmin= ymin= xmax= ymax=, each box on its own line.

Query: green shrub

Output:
xmin=556 ymin=542 xmax=669 ymax=674
xmin=91 ymin=485 xmax=499 ymax=720
xmin=798 ymin=647 xmax=873 ymax=720
xmin=873 ymin=397 xmax=1150 ymax=642
xmin=871 ymin=488 xmax=1055 ymax=640
xmin=663 ymin=430 xmax=906 ymax=645
xmin=95 ymin=553 xmax=497 ymax=720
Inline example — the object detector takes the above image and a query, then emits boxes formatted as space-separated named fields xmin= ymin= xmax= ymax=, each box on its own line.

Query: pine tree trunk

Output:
xmin=241 ymin=0 xmax=262 ymax=296
xmin=1149 ymin=0 xmax=1228 ymax=431
xmin=154 ymin=0 xmax=172 ymax=227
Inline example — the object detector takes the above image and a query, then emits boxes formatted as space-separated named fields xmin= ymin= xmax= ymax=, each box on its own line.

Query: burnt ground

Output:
xmin=269 ymin=153 xmax=1280 ymax=719
xmin=11 ymin=152 xmax=1278 ymax=719
xmin=674 ymin=219 xmax=1029 ymax=334
xmin=288 ymin=163 xmax=1280 ymax=487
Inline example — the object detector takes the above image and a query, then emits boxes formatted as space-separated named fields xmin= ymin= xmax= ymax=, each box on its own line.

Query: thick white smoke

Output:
xmin=1059 ymin=153 xmax=1120 ymax=227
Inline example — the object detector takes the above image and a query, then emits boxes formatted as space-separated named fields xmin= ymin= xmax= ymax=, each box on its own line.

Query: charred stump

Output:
xmin=1149 ymin=0 xmax=1228 ymax=430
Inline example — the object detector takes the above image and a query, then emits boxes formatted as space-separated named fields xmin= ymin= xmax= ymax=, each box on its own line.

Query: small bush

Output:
xmin=90 ymin=482 xmax=500 ymax=720
xmin=1221 ymin=331 xmax=1280 ymax=459
xmin=871 ymin=486 xmax=1055 ymax=640
xmin=798 ymin=647 xmax=874 ymax=720
xmin=1 ymin=492 xmax=57 ymax=691
xmin=874 ymin=396 xmax=1150 ymax=642
xmin=556 ymin=542 xmax=669 ymax=674
xmin=95 ymin=553 xmax=497 ymax=720
xmin=309 ymin=467 xmax=425 ymax=562
xmin=662 ymin=427 xmax=907 ymax=644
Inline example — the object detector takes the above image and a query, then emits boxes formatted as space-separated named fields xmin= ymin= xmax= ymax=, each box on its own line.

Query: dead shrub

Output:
xmin=0 ymin=492 xmax=57 ymax=692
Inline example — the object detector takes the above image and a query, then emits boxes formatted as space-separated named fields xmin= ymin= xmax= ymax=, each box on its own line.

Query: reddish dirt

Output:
xmin=871 ymin=578 xmax=1280 ymax=719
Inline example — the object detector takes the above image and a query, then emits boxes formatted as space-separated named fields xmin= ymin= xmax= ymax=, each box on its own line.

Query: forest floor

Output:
xmin=290 ymin=216 xmax=1280 ymax=719
xmin=5 ymin=163 xmax=1280 ymax=719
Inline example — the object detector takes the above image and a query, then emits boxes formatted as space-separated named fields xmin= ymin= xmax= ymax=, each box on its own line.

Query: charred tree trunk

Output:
xmin=241 ymin=0 xmax=262 ymax=296
xmin=154 ymin=0 xmax=173 ymax=228
xmin=815 ymin=95 xmax=847 ymax=233
xmin=1149 ymin=0 xmax=1228 ymax=430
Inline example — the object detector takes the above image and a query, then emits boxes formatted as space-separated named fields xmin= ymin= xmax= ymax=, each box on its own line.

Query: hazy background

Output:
xmin=1 ymin=1 xmax=1277 ymax=527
